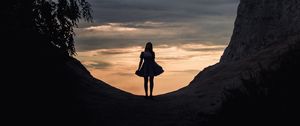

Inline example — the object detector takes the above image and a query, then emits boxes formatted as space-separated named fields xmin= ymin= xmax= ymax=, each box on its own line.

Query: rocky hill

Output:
xmin=221 ymin=0 xmax=300 ymax=62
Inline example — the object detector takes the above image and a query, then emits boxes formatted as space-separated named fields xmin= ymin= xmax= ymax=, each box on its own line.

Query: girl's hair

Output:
xmin=144 ymin=42 xmax=154 ymax=52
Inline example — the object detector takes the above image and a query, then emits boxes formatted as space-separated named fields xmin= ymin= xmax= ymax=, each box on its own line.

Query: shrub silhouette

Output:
xmin=5 ymin=0 xmax=92 ymax=56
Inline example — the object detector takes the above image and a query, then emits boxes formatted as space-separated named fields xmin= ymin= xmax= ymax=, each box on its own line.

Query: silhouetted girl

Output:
xmin=136 ymin=42 xmax=164 ymax=98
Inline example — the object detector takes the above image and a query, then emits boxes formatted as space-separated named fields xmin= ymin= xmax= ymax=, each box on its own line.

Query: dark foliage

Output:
xmin=2 ymin=0 xmax=92 ymax=125
xmin=33 ymin=0 xmax=92 ymax=55
xmin=5 ymin=0 xmax=92 ymax=56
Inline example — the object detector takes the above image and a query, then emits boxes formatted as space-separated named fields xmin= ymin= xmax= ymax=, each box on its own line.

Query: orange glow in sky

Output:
xmin=76 ymin=44 xmax=225 ymax=95
xmin=74 ymin=0 xmax=238 ymax=95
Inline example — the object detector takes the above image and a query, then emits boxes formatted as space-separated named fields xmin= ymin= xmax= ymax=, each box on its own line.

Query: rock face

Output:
xmin=221 ymin=0 xmax=300 ymax=62
xmin=178 ymin=0 xmax=300 ymax=125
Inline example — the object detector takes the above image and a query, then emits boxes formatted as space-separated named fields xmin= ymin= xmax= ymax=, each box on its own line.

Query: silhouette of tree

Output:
xmin=5 ymin=0 xmax=92 ymax=56
xmin=34 ymin=0 xmax=92 ymax=55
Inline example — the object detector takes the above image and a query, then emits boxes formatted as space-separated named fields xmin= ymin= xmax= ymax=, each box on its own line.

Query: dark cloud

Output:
xmin=181 ymin=47 xmax=225 ymax=52
xmin=117 ymin=22 xmax=181 ymax=29
xmin=87 ymin=0 xmax=239 ymax=24
xmin=158 ymin=55 xmax=197 ymax=61
xmin=75 ymin=35 xmax=145 ymax=51
xmin=114 ymin=72 xmax=133 ymax=76
xmin=75 ymin=0 xmax=239 ymax=51
xmin=85 ymin=61 xmax=112 ymax=69
xmin=169 ymin=69 xmax=200 ymax=73
xmin=99 ymin=50 xmax=132 ymax=55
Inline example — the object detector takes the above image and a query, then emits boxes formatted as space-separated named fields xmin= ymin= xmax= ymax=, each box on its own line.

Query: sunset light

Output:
xmin=76 ymin=43 xmax=225 ymax=95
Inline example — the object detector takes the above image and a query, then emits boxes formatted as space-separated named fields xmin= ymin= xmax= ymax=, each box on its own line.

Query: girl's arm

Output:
xmin=137 ymin=52 xmax=143 ymax=70
xmin=138 ymin=58 xmax=143 ymax=70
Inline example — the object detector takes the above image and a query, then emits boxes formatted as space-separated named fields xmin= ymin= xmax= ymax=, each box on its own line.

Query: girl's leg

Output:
xmin=144 ymin=77 xmax=148 ymax=97
xmin=149 ymin=76 xmax=154 ymax=97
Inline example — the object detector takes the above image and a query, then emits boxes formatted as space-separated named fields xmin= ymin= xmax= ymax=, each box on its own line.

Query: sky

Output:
xmin=75 ymin=0 xmax=239 ymax=95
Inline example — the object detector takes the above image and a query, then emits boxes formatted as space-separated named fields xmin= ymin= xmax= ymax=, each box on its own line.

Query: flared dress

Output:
xmin=135 ymin=51 xmax=164 ymax=77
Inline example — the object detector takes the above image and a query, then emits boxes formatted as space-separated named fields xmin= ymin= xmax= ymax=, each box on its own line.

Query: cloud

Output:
xmin=182 ymin=47 xmax=225 ymax=52
xmin=158 ymin=55 xmax=197 ymax=61
xmin=82 ymin=61 xmax=112 ymax=69
xmin=114 ymin=72 xmax=133 ymax=76
xmin=99 ymin=50 xmax=131 ymax=55
xmin=75 ymin=22 xmax=201 ymax=51
xmin=180 ymin=44 xmax=226 ymax=52
xmin=168 ymin=69 xmax=200 ymax=73
xmin=87 ymin=0 xmax=239 ymax=23
xmin=75 ymin=0 xmax=239 ymax=51
xmin=85 ymin=23 xmax=138 ymax=32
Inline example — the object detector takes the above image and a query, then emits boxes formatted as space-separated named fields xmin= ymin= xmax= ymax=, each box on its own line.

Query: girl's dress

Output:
xmin=136 ymin=51 xmax=164 ymax=77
